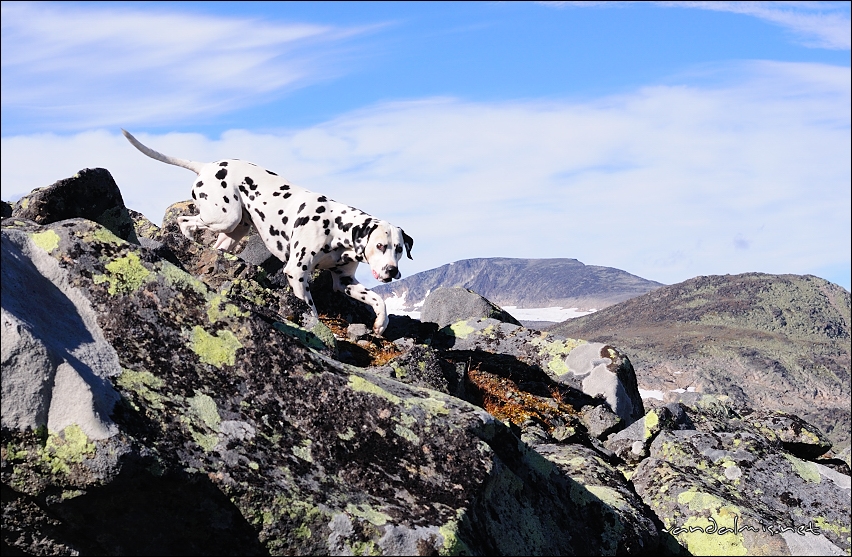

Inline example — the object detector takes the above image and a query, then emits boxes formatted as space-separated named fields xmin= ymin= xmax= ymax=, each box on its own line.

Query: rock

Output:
xmin=604 ymin=404 xmax=694 ymax=463
xmin=2 ymin=228 xmax=121 ymax=440
xmin=11 ymin=168 xmax=138 ymax=244
xmin=749 ymin=410 xmax=832 ymax=459
xmin=421 ymin=286 xmax=522 ymax=328
xmin=368 ymin=344 xmax=453 ymax=394
xmin=1 ymin=217 xmax=654 ymax=555
xmin=633 ymin=428 xmax=850 ymax=556
xmin=2 ymin=200 xmax=12 ymax=219
xmin=437 ymin=316 xmax=645 ymax=426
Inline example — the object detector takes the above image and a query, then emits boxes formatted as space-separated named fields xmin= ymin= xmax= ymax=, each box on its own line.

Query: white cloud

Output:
xmin=2 ymin=61 xmax=849 ymax=289
xmin=0 ymin=2 xmax=374 ymax=130
xmin=544 ymin=1 xmax=851 ymax=50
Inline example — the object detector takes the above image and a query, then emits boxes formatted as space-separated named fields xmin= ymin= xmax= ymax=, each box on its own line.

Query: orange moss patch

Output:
xmin=319 ymin=314 xmax=403 ymax=367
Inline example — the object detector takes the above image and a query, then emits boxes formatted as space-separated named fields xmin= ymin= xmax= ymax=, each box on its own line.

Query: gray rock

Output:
xmin=421 ymin=286 xmax=521 ymax=328
xmin=604 ymin=404 xmax=693 ymax=462
xmin=2 ymin=227 xmax=120 ymax=440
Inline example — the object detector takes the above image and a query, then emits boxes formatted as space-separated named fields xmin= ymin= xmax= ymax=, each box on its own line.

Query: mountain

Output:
xmin=549 ymin=272 xmax=852 ymax=451
xmin=372 ymin=257 xmax=664 ymax=313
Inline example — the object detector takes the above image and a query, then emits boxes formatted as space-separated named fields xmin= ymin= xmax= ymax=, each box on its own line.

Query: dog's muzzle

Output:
xmin=373 ymin=266 xmax=399 ymax=282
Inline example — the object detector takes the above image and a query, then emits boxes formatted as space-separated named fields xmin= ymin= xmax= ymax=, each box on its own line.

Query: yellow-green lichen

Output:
xmin=160 ymin=262 xmax=208 ymax=295
xmin=207 ymin=293 xmax=249 ymax=323
xmin=348 ymin=375 xmax=401 ymax=404
xmin=94 ymin=251 xmax=151 ymax=295
xmin=115 ymin=368 xmax=165 ymax=410
xmin=783 ymin=453 xmax=821 ymax=483
xmin=393 ymin=424 xmax=420 ymax=444
xmin=92 ymin=226 xmax=124 ymax=246
xmin=644 ymin=410 xmax=660 ymax=440
xmin=346 ymin=503 xmax=392 ymax=526
xmin=292 ymin=439 xmax=313 ymax=463
xmin=31 ymin=230 xmax=60 ymax=252
xmin=531 ymin=336 xmax=586 ymax=376
xmin=405 ymin=395 xmax=450 ymax=416
xmin=439 ymin=516 xmax=473 ymax=556
xmin=38 ymin=425 xmax=95 ymax=475
xmin=190 ymin=326 xmax=242 ymax=368
xmin=273 ymin=320 xmax=327 ymax=351
xmin=338 ymin=427 xmax=356 ymax=441
xmin=446 ymin=320 xmax=475 ymax=339
xmin=186 ymin=391 xmax=221 ymax=452
xmin=675 ymin=490 xmax=748 ymax=556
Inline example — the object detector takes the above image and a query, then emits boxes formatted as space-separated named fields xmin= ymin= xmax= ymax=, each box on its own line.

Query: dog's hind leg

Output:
xmin=213 ymin=209 xmax=252 ymax=252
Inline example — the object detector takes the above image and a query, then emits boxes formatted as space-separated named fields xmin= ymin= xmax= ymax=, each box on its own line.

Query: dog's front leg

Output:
xmin=333 ymin=274 xmax=389 ymax=335
xmin=213 ymin=210 xmax=252 ymax=252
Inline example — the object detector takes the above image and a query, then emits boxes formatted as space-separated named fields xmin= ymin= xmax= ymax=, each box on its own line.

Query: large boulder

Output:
xmin=421 ymin=287 xmax=522 ymax=328
xmin=1 ymin=218 xmax=660 ymax=555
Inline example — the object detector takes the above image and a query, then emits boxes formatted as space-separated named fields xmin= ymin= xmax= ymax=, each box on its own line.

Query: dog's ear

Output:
xmin=401 ymin=229 xmax=414 ymax=260
xmin=352 ymin=220 xmax=377 ymax=258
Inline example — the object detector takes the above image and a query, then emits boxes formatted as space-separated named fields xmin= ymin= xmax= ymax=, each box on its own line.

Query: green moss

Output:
xmin=95 ymin=252 xmax=151 ymax=295
xmin=190 ymin=326 xmax=242 ymax=367
xmin=31 ymin=230 xmax=60 ymax=252
xmin=38 ymin=425 xmax=95 ymax=475
xmin=115 ymin=368 xmax=165 ymax=410
xmin=348 ymin=375 xmax=401 ymax=404
xmin=439 ymin=517 xmax=473 ymax=556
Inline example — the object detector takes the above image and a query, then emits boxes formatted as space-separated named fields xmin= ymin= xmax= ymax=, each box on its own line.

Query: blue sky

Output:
xmin=2 ymin=1 xmax=850 ymax=291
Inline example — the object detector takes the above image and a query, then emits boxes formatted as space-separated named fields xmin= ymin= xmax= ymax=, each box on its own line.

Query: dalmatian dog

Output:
xmin=122 ymin=130 xmax=412 ymax=335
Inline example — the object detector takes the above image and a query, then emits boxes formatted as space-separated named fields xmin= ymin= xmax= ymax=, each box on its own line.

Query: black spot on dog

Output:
xmin=283 ymin=192 xmax=292 ymax=199
xmin=279 ymin=184 xmax=290 ymax=190
xmin=297 ymin=203 xmax=306 ymax=213
xmin=269 ymin=226 xmax=279 ymax=236
xmin=294 ymin=216 xmax=310 ymax=227
xmin=221 ymin=181 xmax=228 ymax=188
xmin=234 ymin=194 xmax=239 ymax=201
xmin=192 ymin=191 xmax=197 ymax=200
xmin=198 ymin=192 xmax=208 ymax=200
xmin=316 ymin=206 xmax=326 ymax=214
xmin=219 ymin=161 xmax=228 ymax=167
xmin=222 ymin=207 xmax=227 ymax=213
xmin=322 ymin=219 xmax=330 ymax=228
xmin=278 ymin=209 xmax=284 ymax=215
xmin=195 ymin=180 xmax=204 ymax=188
xmin=298 ymin=277 xmax=304 ymax=282
xmin=302 ymin=265 xmax=308 ymax=271
xmin=324 ymin=229 xmax=330 ymax=235
xmin=245 ymin=176 xmax=254 ymax=186
xmin=317 ymin=196 xmax=327 ymax=202
xmin=266 ymin=170 xmax=278 ymax=176
xmin=282 ymin=216 xmax=289 ymax=225
xmin=216 ymin=168 xmax=228 ymax=180
xmin=254 ymin=209 xmax=266 ymax=221
xmin=277 ymin=240 xmax=283 ymax=251
xmin=273 ymin=192 xmax=281 ymax=197
xmin=238 ymin=185 xmax=248 ymax=194
xmin=312 ymin=215 xmax=320 ymax=221
xmin=223 ymin=196 xmax=230 ymax=203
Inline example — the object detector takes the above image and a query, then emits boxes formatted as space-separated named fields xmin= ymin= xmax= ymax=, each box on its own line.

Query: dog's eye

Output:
xmin=376 ymin=243 xmax=386 ymax=252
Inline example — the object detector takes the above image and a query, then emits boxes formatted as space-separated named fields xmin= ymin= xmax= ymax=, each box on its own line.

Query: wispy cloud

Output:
xmin=0 ymin=2 xmax=375 ymax=130
xmin=3 ymin=61 xmax=848 ymax=288
xmin=544 ymin=1 xmax=852 ymax=50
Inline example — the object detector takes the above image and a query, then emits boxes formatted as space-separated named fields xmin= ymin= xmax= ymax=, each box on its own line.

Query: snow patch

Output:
xmin=501 ymin=306 xmax=597 ymax=322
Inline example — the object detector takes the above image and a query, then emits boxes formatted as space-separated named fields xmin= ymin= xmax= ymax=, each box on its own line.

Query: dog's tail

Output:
xmin=122 ymin=129 xmax=205 ymax=174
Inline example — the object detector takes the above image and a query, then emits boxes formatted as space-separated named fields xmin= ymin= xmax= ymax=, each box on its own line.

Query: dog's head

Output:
xmin=353 ymin=219 xmax=413 ymax=283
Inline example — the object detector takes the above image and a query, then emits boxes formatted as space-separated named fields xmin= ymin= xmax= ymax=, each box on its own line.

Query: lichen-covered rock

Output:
xmin=749 ymin=410 xmax=833 ymax=459
xmin=421 ymin=287 xmax=522 ymax=328
xmin=604 ymin=404 xmax=694 ymax=463
xmin=1 ymin=218 xmax=656 ymax=555
xmin=437 ymin=317 xmax=644 ymax=427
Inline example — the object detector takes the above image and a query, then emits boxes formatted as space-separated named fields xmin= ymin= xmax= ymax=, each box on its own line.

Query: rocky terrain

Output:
xmin=549 ymin=274 xmax=852 ymax=453
xmin=2 ymin=168 xmax=850 ymax=556
xmin=371 ymin=257 xmax=664 ymax=315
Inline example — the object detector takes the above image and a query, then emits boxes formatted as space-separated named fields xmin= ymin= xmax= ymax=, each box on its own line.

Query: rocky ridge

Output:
xmin=549 ymin=273 xmax=852 ymax=453
xmin=2 ymin=168 xmax=850 ymax=556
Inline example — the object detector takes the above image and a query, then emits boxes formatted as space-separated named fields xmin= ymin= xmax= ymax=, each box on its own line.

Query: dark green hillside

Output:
xmin=550 ymin=273 xmax=852 ymax=450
